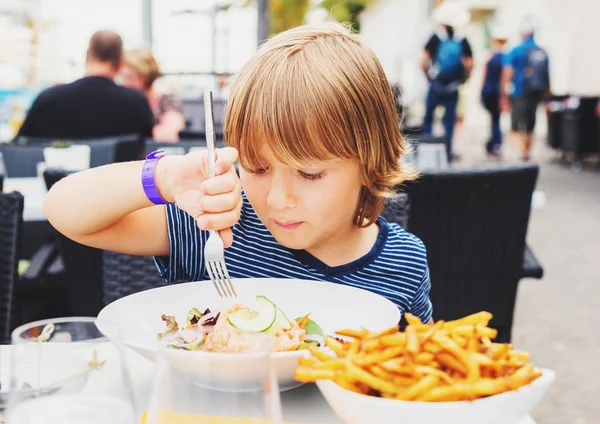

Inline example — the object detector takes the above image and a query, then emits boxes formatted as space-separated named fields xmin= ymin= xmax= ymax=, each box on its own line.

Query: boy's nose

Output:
xmin=266 ymin=178 xmax=297 ymax=210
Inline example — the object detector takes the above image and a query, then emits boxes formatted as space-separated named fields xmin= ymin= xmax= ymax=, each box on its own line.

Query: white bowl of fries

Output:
xmin=295 ymin=312 xmax=555 ymax=424
xmin=317 ymin=369 xmax=554 ymax=424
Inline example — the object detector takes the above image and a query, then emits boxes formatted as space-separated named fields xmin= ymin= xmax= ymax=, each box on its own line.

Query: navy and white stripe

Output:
xmin=155 ymin=193 xmax=433 ymax=323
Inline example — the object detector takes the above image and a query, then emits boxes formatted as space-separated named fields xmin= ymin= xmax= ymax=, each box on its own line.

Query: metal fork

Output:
xmin=203 ymin=90 xmax=237 ymax=298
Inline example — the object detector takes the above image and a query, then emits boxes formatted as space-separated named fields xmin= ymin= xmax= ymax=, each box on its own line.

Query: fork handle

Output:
xmin=204 ymin=90 xmax=217 ymax=178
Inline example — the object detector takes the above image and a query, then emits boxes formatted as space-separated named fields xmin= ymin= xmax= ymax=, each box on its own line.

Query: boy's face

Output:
xmin=241 ymin=145 xmax=364 ymax=257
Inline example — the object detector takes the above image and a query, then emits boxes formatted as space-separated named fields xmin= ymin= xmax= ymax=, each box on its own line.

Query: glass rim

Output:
xmin=11 ymin=316 xmax=98 ymax=344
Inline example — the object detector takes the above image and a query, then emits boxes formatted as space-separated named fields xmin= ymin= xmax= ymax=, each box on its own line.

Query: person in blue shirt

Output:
xmin=43 ymin=23 xmax=434 ymax=325
xmin=481 ymin=29 xmax=509 ymax=156
xmin=421 ymin=2 xmax=473 ymax=162
xmin=501 ymin=18 xmax=550 ymax=161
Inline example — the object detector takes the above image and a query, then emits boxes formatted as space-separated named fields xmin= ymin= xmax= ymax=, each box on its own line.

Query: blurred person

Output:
xmin=17 ymin=30 xmax=154 ymax=140
xmin=420 ymin=1 xmax=473 ymax=162
xmin=501 ymin=17 xmax=550 ymax=162
xmin=217 ymin=73 xmax=232 ymax=99
xmin=121 ymin=49 xmax=185 ymax=142
xmin=391 ymin=82 xmax=404 ymax=121
xmin=481 ymin=28 xmax=509 ymax=157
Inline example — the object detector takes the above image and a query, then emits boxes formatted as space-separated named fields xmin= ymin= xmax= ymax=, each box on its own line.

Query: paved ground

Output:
xmin=447 ymin=119 xmax=600 ymax=424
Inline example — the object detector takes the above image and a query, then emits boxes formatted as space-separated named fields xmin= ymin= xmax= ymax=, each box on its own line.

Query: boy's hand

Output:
xmin=156 ymin=148 xmax=242 ymax=247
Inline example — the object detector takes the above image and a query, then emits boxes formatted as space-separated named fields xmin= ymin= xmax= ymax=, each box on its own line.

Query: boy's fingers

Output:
xmin=201 ymin=191 xmax=241 ymax=213
xmin=214 ymin=148 xmax=238 ymax=175
xmin=182 ymin=147 xmax=237 ymax=177
xmin=175 ymin=189 xmax=204 ymax=218
xmin=196 ymin=198 xmax=242 ymax=232
xmin=219 ymin=228 xmax=234 ymax=248
xmin=176 ymin=184 xmax=241 ymax=218
xmin=196 ymin=209 xmax=239 ymax=232
xmin=201 ymin=171 xmax=240 ymax=196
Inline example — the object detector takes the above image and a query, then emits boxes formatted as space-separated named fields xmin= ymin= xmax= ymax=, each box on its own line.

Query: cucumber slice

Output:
xmin=274 ymin=305 xmax=291 ymax=330
xmin=265 ymin=303 xmax=292 ymax=336
xmin=227 ymin=296 xmax=276 ymax=333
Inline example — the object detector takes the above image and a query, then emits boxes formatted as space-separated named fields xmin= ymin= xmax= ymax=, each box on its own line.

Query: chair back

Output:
xmin=144 ymin=140 xmax=207 ymax=156
xmin=0 ymin=192 xmax=24 ymax=343
xmin=381 ymin=193 xmax=410 ymax=229
xmin=181 ymin=96 xmax=226 ymax=135
xmin=402 ymin=163 xmax=539 ymax=342
xmin=0 ymin=145 xmax=44 ymax=177
xmin=12 ymin=134 xmax=143 ymax=172
xmin=103 ymin=251 xmax=165 ymax=305
xmin=43 ymin=169 xmax=72 ymax=190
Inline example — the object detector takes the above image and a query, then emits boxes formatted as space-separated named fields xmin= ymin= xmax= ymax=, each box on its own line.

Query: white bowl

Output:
xmin=317 ymin=368 xmax=555 ymax=424
xmin=96 ymin=278 xmax=400 ymax=391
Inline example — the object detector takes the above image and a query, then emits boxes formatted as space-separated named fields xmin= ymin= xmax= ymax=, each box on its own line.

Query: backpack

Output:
xmin=524 ymin=46 xmax=549 ymax=94
xmin=432 ymin=38 xmax=464 ymax=84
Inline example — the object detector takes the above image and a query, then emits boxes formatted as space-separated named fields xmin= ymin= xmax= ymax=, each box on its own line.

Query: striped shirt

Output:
xmin=155 ymin=193 xmax=433 ymax=324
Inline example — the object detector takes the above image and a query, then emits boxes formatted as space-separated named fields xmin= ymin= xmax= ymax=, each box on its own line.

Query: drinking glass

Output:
xmin=146 ymin=328 xmax=283 ymax=424
xmin=6 ymin=317 xmax=137 ymax=424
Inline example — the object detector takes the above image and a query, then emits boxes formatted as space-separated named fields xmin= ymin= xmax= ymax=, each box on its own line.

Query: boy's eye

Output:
xmin=248 ymin=167 xmax=268 ymax=175
xmin=298 ymin=170 xmax=325 ymax=180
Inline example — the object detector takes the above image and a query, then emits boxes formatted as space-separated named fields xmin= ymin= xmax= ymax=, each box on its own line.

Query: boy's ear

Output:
xmin=359 ymin=166 xmax=369 ymax=186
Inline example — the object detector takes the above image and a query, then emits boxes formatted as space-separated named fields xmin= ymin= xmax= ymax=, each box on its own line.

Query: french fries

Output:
xmin=293 ymin=311 xmax=542 ymax=402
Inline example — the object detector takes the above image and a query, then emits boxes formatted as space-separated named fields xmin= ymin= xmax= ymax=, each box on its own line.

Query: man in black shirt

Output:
xmin=17 ymin=30 xmax=154 ymax=140
xmin=420 ymin=3 xmax=473 ymax=162
xmin=16 ymin=31 xmax=155 ymax=319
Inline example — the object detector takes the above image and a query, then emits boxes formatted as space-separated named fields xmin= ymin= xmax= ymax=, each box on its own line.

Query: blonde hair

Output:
xmin=225 ymin=22 xmax=417 ymax=227
xmin=124 ymin=49 xmax=160 ymax=88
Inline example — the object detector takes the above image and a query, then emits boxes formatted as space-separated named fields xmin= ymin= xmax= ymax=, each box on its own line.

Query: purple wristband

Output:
xmin=142 ymin=150 xmax=172 ymax=205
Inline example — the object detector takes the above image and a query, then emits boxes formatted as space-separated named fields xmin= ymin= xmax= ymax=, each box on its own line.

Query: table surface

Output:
xmin=3 ymin=177 xmax=47 ymax=222
xmin=0 ymin=344 xmax=536 ymax=424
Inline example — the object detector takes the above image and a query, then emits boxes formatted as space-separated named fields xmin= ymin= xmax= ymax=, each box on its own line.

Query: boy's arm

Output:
xmin=43 ymin=148 xmax=241 ymax=256
xmin=44 ymin=160 xmax=171 ymax=256
xmin=410 ymin=265 xmax=433 ymax=325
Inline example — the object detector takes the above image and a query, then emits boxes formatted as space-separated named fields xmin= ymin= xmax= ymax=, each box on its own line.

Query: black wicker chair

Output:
xmin=381 ymin=193 xmax=410 ymax=229
xmin=181 ymin=97 xmax=226 ymax=136
xmin=103 ymin=251 xmax=165 ymax=305
xmin=0 ymin=192 xmax=24 ymax=343
xmin=43 ymin=172 xmax=166 ymax=313
xmin=55 ymin=237 xmax=104 ymax=316
xmin=401 ymin=163 xmax=543 ymax=342
xmin=39 ymin=169 xmax=103 ymax=316
xmin=43 ymin=169 xmax=73 ymax=190
xmin=0 ymin=145 xmax=45 ymax=177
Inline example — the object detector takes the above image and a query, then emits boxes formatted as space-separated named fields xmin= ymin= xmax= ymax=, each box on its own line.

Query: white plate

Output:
xmin=317 ymin=368 xmax=555 ymax=424
xmin=97 ymin=278 xmax=400 ymax=391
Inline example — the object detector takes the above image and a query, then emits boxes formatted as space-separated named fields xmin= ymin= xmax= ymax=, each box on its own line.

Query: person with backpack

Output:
xmin=481 ymin=28 xmax=509 ymax=157
xmin=501 ymin=17 xmax=550 ymax=162
xmin=421 ymin=1 xmax=473 ymax=162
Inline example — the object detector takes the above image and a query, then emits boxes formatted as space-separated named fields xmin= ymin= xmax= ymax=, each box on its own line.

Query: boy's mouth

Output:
xmin=272 ymin=219 xmax=304 ymax=231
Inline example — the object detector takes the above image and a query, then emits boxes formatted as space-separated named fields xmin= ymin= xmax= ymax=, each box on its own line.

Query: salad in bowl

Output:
xmin=158 ymin=295 xmax=326 ymax=353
